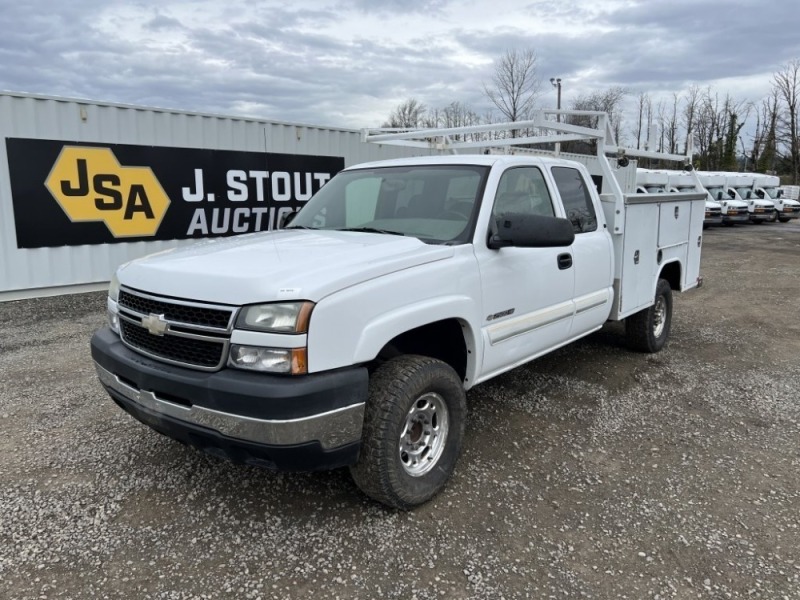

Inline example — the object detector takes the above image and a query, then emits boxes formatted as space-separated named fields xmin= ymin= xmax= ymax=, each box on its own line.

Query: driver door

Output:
xmin=476 ymin=166 xmax=576 ymax=381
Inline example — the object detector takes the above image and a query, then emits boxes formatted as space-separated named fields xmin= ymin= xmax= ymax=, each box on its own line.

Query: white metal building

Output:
xmin=0 ymin=92 xmax=435 ymax=301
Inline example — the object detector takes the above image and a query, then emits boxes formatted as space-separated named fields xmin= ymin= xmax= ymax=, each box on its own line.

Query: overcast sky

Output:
xmin=2 ymin=0 xmax=799 ymax=141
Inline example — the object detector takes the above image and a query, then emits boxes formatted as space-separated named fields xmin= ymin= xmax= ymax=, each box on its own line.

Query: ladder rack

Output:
xmin=362 ymin=109 xmax=698 ymax=234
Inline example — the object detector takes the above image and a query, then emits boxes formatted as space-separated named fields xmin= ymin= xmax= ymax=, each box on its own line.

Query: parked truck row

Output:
xmin=636 ymin=169 xmax=800 ymax=226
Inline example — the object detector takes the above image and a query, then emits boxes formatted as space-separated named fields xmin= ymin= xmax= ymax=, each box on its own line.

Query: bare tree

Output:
xmin=441 ymin=101 xmax=482 ymax=141
xmin=756 ymin=91 xmax=780 ymax=173
xmin=665 ymin=93 xmax=680 ymax=154
xmin=773 ymin=59 xmax=800 ymax=183
xmin=483 ymin=48 xmax=541 ymax=131
xmin=383 ymin=98 xmax=427 ymax=128
xmin=566 ymin=87 xmax=628 ymax=152
xmin=633 ymin=91 xmax=652 ymax=149
xmin=682 ymin=85 xmax=701 ymax=155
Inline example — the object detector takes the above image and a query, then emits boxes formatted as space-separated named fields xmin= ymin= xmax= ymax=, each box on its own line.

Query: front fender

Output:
xmin=306 ymin=250 xmax=482 ymax=381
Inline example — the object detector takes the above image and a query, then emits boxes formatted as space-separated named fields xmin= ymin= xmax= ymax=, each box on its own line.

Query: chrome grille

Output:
xmin=117 ymin=288 xmax=235 ymax=371
xmin=119 ymin=289 xmax=234 ymax=330
xmin=120 ymin=320 xmax=226 ymax=369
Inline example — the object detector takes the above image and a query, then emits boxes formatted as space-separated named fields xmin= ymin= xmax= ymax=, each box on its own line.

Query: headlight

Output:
xmin=109 ymin=273 xmax=120 ymax=303
xmin=229 ymin=345 xmax=308 ymax=374
xmin=236 ymin=301 xmax=314 ymax=333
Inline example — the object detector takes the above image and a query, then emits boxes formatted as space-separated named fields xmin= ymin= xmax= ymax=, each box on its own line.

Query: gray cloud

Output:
xmin=1 ymin=0 xmax=798 ymax=133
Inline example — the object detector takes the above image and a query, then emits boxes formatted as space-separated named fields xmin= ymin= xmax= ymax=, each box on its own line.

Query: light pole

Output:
xmin=550 ymin=77 xmax=562 ymax=154
xmin=550 ymin=77 xmax=562 ymax=113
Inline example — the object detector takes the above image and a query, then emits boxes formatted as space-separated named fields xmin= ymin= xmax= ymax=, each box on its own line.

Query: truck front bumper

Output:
xmin=91 ymin=328 xmax=368 ymax=471
xmin=749 ymin=211 xmax=774 ymax=223
xmin=723 ymin=213 xmax=749 ymax=223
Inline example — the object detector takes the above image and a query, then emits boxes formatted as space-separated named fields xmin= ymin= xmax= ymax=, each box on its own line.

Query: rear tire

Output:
xmin=625 ymin=278 xmax=673 ymax=353
xmin=350 ymin=355 xmax=466 ymax=510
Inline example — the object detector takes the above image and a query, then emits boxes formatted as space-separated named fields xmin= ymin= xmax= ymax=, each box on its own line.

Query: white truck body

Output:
xmin=635 ymin=168 xmax=669 ymax=194
xmin=754 ymin=175 xmax=800 ymax=222
xmin=780 ymin=185 xmax=800 ymax=201
xmin=91 ymin=110 xmax=706 ymax=508
xmin=697 ymin=172 xmax=749 ymax=225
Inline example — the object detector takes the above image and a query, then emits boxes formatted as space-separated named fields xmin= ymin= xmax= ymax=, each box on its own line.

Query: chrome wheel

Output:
xmin=399 ymin=392 xmax=449 ymax=477
xmin=653 ymin=295 xmax=667 ymax=338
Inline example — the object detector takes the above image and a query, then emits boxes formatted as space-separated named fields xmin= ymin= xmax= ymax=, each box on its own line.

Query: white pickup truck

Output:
xmin=91 ymin=112 xmax=706 ymax=509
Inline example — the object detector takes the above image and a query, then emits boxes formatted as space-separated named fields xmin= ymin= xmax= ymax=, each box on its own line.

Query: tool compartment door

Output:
xmin=658 ymin=201 xmax=691 ymax=247
xmin=620 ymin=202 xmax=658 ymax=315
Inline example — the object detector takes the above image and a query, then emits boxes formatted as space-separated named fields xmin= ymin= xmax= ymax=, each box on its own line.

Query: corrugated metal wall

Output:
xmin=0 ymin=92 xmax=436 ymax=300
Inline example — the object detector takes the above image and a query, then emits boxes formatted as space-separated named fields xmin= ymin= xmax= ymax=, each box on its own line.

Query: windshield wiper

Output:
xmin=336 ymin=227 xmax=406 ymax=236
xmin=285 ymin=225 xmax=319 ymax=230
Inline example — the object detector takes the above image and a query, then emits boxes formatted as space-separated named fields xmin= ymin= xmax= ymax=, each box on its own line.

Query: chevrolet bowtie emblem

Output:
xmin=142 ymin=313 xmax=169 ymax=336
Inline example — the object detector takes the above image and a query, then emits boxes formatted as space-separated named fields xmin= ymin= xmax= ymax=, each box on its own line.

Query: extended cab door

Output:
xmin=475 ymin=165 xmax=576 ymax=381
xmin=549 ymin=166 xmax=614 ymax=338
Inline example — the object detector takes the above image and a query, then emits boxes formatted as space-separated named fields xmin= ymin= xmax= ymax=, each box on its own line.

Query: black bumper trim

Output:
xmin=91 ymin=327 xmax=369 ymax=421
xmin=108 ymin=387 xmax=360 ymax=471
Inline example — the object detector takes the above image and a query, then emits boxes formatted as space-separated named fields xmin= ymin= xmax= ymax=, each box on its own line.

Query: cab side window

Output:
xmin=551 ymin=167 xmax=597 ymax=233
xmin=492 ymin=167 xmax=555 ymax=222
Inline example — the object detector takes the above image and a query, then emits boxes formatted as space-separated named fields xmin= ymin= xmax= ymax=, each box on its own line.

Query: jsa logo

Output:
xmin=45 ymin=147 xmax=170 ymax=237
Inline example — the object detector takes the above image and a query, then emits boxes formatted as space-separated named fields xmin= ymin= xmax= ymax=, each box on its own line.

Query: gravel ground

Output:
xmin=2 ymin=222 xmax=800 ymax=599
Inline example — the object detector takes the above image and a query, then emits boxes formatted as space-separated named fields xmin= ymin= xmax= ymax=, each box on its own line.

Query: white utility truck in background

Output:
xmin=723 ymin=172 xmax=776 ymax=223
xmin=638 ymin=169 xmax=723 ymax=228
xmin=91 ymin=111 xmax=706 ymax=509
xmin=696 ymin=172 xmax=750 ymax=226
xmin=754 ymin=174 xmax=800 ymax=222
xmin=635 ymin=168 xmax=668 ymax=194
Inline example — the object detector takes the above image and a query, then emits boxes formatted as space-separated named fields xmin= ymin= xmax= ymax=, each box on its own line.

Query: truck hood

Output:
xmin=722 ymin=200 xmax=747 ymax=208
xmin=118 ymin=230 xmax=455 ymax=305
xmin=750 ymin=200 xmax=775 ymax=208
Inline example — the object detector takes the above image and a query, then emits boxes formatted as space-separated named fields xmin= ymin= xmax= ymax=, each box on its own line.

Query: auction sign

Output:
xmin=5 ymin=138 xmax=344 ymax=249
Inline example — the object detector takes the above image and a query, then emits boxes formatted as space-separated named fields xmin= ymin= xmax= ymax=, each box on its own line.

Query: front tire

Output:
xmin=625 ymin=278 xmax=673 ymax=353
xmin=350 ymin=355 xmax=467 ymax=510
xmin=779 ymin=217 xmax=791 ymax=223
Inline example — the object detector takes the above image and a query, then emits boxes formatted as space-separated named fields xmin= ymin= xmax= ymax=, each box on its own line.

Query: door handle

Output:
xmin=557 ymin=253 xmax=572 ymax=270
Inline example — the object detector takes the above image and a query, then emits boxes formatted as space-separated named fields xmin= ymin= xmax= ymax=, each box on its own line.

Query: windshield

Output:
xmin=734 ymin=186 xmax=753 ymax=199
xmin=287 ymin=165 xmax=489 ymax=244
xmin=763 ymin=187 xmax=780 ymax=199
xmin=706 ymin=186 xmax=725 ymax=201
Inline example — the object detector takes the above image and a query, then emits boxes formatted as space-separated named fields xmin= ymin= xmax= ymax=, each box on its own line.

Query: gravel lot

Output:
xmin=2 ymin=222 xmax=800 ymax=599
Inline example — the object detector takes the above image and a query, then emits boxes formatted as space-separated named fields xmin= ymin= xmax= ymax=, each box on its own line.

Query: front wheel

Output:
xmin=625 ymin=278 xmax=673 ymax=353
xmin=778 ymin=217 xmax=791 ymax=223
xmin=350 ymin=355 xmax=467 ymax=510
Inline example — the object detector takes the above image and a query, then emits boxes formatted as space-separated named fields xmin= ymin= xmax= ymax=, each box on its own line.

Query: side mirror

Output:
xmin=716 ymin=191 xmax=723 ymax=200
xmin=488 ymin=213 xmax=575 ymax=249
xmin=278 ymin=210 xmax=297 ymax=229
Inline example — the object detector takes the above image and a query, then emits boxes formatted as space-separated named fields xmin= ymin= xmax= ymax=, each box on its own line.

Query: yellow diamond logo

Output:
xmin=45 ymin=146 xmax=170 ymax=238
